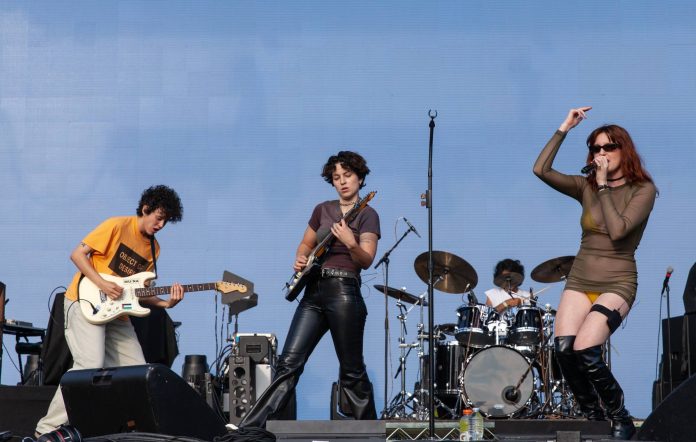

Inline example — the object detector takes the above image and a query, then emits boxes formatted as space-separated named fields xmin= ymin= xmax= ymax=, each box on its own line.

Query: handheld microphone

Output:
xmin=662 ymin=266 xmax=674 ymax=295
xmin=403 ymin=217 xmax=421 ymax=238
xmin=581 ymin=162 xmax=596 ymax=174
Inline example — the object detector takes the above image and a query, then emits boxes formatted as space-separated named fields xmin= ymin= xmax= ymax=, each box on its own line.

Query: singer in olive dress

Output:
xmin=534 ymin=130 xmax=656 ymax=307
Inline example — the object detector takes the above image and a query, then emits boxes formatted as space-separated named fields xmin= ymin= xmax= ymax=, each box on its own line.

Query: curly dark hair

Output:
xmin=136 ymin=185 xmax=183 ymax=223
xmin=321 ymin=151 xmax=370 ymax=189
xmin=494 ymin=259 xmax=525 ymax=280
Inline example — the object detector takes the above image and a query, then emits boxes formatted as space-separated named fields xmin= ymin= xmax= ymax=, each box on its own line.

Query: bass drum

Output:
xmin=462 ymin=345 xmax=535 ymax=417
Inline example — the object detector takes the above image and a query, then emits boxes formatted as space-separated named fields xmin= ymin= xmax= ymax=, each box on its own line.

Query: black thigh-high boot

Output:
xmin=576 ymin=345 xmax=635 ymax=440
xmin=554 ymin=336 xmax=605 ymax=420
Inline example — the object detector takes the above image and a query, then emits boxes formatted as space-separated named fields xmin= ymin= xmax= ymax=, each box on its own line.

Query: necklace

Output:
xmin=607 ymin=176 xmax=625 ymax=182
xmin=339 ymin=200 xmax=358 ymax=207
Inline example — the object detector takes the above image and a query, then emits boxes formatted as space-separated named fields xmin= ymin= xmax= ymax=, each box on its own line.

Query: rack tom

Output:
xmin=455 ymin=305 xmax=494 ymax=348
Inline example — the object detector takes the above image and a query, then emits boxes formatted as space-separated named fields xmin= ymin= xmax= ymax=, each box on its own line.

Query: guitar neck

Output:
xmin=135 ymin=283 xmax=218 ymax=298
xmin=311 ymin=196 xmax=372 ymax=258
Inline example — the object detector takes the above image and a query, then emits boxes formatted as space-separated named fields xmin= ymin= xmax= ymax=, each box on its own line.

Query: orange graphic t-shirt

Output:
xmin=65 ymin=216 xmax=159 ymax=302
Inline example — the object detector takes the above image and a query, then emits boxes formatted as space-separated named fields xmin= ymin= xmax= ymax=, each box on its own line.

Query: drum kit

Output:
xmin=380 ymin=252 xmax=580 ymax=420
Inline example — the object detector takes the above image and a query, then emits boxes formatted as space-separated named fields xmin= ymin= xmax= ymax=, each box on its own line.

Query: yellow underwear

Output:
xmin=585 ymin=291 xmax=601 ymax=303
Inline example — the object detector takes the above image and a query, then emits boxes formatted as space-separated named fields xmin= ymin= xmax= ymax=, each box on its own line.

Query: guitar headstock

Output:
xmin=344 ymin=191 xmax=376 ymax=221
xmin=216 ymin=281 xmax=248 ymax=294
xmin=359 ymin=191 xmax=376 ymax=207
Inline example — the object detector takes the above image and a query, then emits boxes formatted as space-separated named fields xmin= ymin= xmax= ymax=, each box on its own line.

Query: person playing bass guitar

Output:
xmin=239 ymin=151 xmax=380 ymax=428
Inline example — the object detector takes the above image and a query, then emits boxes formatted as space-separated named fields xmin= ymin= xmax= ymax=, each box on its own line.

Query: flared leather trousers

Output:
xmin=240 ymin=276 xmax=376 ymax=427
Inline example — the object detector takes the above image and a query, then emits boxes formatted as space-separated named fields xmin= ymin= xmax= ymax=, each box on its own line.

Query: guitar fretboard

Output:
xmin=135 ymin=283 xmax=217 ymax=298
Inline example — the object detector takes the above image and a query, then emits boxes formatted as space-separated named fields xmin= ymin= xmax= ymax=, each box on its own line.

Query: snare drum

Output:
xmin=508 ymin=305 xmax=543 ymax=346
xmin=455 ymin=305 xmax=494 ymax=348
xmin=485 ymin=310 xmax=512 ymax=345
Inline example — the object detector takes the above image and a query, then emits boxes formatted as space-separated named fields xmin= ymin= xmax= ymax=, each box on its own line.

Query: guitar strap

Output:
xmin=150 ymin=235 xmax=157 ymax=277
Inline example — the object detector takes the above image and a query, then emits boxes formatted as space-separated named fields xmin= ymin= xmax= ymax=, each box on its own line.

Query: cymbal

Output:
xmin=493 ymin=272 xmax=523 ymax=289
xmin=414 ymin=251 xmax=478 ymax=294
xmin=531 ymin=256 xmax=575 ymax=283
xmin=373 ymin=284 xmax=427 ymax=306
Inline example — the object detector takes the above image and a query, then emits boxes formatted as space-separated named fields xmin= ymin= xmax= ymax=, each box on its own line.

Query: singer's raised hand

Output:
xmin=559 ymin=106 xmax=592 ymax=133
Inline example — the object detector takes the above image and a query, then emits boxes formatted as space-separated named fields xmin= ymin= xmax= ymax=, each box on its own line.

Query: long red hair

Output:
xmin=585 ymin=124 xmax=654 ymax=191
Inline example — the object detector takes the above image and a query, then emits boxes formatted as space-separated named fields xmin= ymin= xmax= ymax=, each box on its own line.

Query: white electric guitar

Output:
xmin=78 ymin=271 xmax=247 ymax=324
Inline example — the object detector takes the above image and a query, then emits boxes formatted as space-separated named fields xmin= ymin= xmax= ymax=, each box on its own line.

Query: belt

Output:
xmin=321 ymin=268 xmax=358 ymax=280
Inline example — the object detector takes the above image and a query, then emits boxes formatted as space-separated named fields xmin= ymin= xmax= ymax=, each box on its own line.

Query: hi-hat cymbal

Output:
xmin=413 ymin=251 xmax=478 ymax=294
xmin=493 ymin=272 xmax=524 ymax=289
xmin=531 ymin=256 xmax=575 ymax=283
xmin=373 ymin=284 xmax=427 ymax=306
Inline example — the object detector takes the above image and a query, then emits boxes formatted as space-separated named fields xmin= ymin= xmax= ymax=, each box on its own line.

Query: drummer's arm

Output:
xmin=494 ymin=301 xmax=508 ymax=313
xmin=495 ymin=298 xmax=521 ymax=313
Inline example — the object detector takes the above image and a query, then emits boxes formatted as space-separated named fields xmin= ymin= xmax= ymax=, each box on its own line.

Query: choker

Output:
xmin=607 ymin=176 xmax=625 ymax=182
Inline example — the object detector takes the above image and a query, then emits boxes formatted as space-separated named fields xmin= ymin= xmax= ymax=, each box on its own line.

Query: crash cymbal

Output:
xmin=413 ymin=251 xmax=478 ymax=294
xmin=531 ymin=256 xmax=575 ymax=283
xmin=493 ymin=272 xmax=524 ymax=289
xmin=373 ymin=284 xmax=427 ymax=306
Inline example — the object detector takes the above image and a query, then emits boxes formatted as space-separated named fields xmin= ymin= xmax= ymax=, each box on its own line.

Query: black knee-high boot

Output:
xmin=576 ymin=345 xmax=635 ymax=440
xmin=554 ymin=336 xmax=605 ymax=420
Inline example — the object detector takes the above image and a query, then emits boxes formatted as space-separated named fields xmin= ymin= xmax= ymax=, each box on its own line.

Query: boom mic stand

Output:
xmin=375 ymin=222 xmax=418 ymax=417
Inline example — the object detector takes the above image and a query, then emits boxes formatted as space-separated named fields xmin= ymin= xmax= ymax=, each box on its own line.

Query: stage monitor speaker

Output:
xmin=639 ymin=373 xmax=696 ymax=441
xmin=60 ymin=364 xmax=227 ymax=440
xmin=330 ymin=381 xmax=354 ymax=420
xmin=683 ymin=262 xmax=696 ymax=314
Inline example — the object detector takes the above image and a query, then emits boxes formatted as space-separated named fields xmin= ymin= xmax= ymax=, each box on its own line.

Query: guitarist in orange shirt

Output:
xmin=35 ymin=185 xmax=185 ymax=437
xmin=240 ymin=151 xmax=380 ymax=428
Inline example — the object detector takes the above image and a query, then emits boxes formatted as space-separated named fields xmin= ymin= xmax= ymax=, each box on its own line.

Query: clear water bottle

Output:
xmin=471 ymin=407 xmax=484 ymax=440
xmin=459 ymin=408 xmax=474 ymax=441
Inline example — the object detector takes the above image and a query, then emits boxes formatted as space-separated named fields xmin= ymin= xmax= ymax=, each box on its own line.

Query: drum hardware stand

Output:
xmin=383 ymin=299 xmax=422 ymax=419
xmin=414 ymin=287 xmax=435 ymax=421
xmin=375 ymin=221 xmax=418 ymax=418
xmin=535 ymin=308 xmax=579 ymax=419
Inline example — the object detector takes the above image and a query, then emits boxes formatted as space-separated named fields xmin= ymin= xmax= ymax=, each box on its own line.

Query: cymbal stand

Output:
xmin=383 ymin=300 xmax=419 ymax=418
xmin=375 ymin=223 xmax=417 ymax=417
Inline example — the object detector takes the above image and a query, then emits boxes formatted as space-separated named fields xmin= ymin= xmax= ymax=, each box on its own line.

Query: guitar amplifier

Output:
xmin=234 ymin=333 xmax=277 ymax=364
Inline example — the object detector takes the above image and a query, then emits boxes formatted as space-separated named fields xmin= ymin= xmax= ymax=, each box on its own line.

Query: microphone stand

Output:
xmin=663 ymin=278 xmax=673 ymax=392
xmin=375 ymin=225 xmax=417 ymax=417
xmin=422 ymin=110 xmax=437 ymax=438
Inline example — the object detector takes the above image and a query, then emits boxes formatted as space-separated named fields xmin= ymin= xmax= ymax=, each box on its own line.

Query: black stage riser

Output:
xmin=0 ymin=385 xmax=56 ymax=437
xmin=268 ymin=420 xmax=385 ymax=441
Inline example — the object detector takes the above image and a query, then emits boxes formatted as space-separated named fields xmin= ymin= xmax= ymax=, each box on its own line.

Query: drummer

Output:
xmin=485 ymin=259 xmax=532 ymax=313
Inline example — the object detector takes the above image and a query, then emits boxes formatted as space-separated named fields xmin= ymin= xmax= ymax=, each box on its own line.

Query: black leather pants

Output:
xmin=240 ymin=276 xmax=376 ymax=428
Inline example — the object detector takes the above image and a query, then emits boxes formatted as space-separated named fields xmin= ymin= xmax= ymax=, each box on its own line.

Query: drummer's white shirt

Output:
xmin=484 ymin=287 xmax=531 ymax=308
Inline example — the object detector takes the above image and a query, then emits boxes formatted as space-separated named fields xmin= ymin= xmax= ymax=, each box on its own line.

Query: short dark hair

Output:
xmin=136 ymin=185 xmax=183 ymax=223
xmin=494 ymin=259 xmax=525 ymax=279
xmin=321 ymin=151 xmax=370 ymax=189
